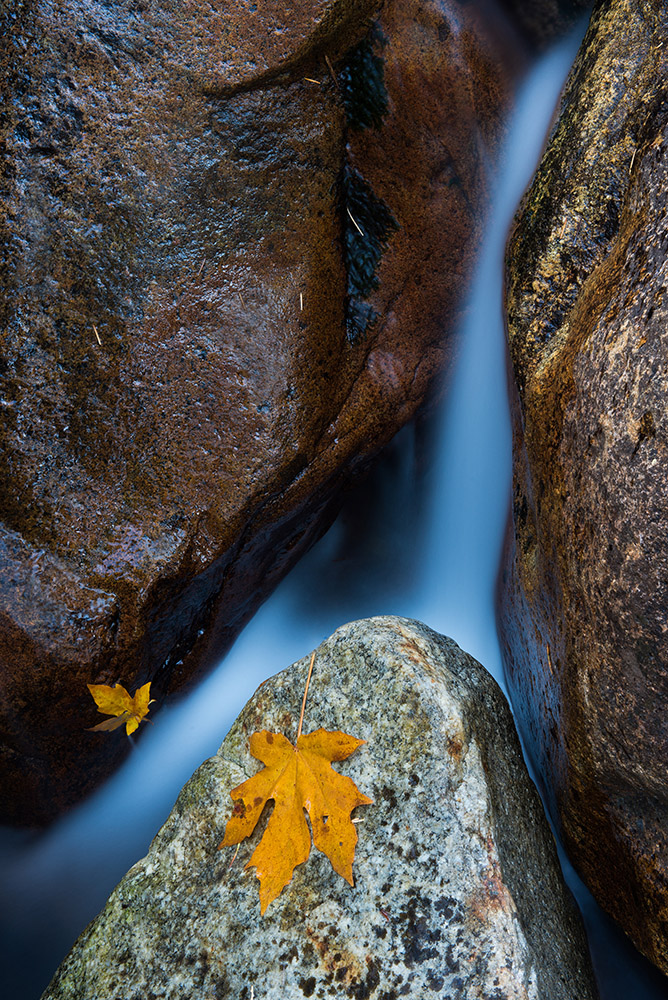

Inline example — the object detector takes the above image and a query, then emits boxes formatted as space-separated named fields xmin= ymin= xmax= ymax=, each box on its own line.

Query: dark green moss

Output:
xmin=333 ymin=25 xmax=398 ymax=343
xmin=336 ymin=26 xmax=389 ymax=131
xmin=340 ymin=165 xmax=399 ymax=343
xmin=346 ymin=299 xmax=378 ymax=342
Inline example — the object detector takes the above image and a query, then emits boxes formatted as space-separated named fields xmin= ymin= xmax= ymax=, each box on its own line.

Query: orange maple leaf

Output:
xmin=219 ymin=727 xmax=373 ymax=913
xmin=86 ymin=681 xmax=154 ymax=736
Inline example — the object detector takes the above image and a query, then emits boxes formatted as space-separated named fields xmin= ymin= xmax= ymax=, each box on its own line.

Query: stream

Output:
xmin=1 ymin=27 xmax=667 ymax=1000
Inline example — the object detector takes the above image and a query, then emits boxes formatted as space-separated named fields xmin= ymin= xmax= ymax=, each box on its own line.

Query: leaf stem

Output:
xmin=297 ymin=651 xmax=316 ymax=741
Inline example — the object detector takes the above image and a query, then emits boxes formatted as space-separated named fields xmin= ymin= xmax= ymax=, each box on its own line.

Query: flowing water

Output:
xmin=1 ymin=28 xmax=667 ymax=1000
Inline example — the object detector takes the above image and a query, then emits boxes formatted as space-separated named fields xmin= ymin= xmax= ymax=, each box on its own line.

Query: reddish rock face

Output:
xmin=1 ymin=0 xmax=520 ymax=825
xmin=499 ymin=0 xmax=668 ymax=973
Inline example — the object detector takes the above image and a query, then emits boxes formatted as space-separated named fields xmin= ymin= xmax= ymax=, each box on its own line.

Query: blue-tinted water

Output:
xmin=1 ymin=26 xmax=666 ymax=1000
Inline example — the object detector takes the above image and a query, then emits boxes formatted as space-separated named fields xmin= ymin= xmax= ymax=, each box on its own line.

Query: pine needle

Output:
xmin=324 ymin=54 xmax=338 ymax=86
xmin=297 ymin=651 xmax=316 ymax=740
xmin=347 ymin=207 xmax=364 ymax=236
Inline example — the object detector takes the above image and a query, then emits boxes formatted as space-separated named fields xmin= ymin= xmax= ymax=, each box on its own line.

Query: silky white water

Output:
xmin=1 ymin=26 xmax=666 ymax=999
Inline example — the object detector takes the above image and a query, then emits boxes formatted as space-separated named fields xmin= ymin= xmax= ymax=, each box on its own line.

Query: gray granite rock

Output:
xmin=42 ymin=617 xmax=597 ymax=999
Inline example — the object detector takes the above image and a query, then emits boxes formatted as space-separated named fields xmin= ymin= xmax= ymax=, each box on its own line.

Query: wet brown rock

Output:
xmin=1 ymin=0 xmax=520 ymax=825
xmin=498 ymin=0 xmax=668 ymax=973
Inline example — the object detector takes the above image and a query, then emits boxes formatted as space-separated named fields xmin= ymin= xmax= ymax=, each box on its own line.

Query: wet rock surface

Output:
xmin=499 ymin=0 xmax=668 ymax=973
xmin=41 ymin=617 xmax=598 ymax=1000
xmin=0 ymin=0 xmax=521 ymax=824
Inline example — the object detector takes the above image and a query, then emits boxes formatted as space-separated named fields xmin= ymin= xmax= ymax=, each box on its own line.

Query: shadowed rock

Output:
xmin=500 ymin=0 xmax=592 ymax=49
xmin=41 ymin=617 xmax=598 ymax=1000
xmin=0 ymin=0 xmax=524 ymax=825
xmin=499 ymin=0 xmax=668 ymax=973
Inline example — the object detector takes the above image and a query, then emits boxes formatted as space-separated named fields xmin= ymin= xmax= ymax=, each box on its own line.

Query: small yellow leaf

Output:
xmin=219 ymin=727 xmax=372 ymax=913
xmin=87 ymin=682 xmax=153 ymax=736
